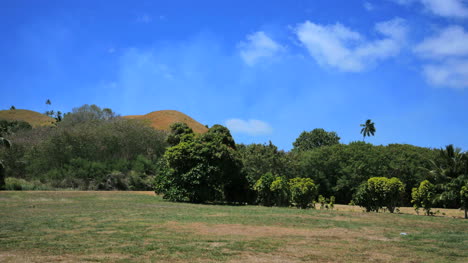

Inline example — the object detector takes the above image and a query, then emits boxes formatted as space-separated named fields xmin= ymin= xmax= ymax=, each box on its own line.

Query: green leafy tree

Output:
xmin=292 ymin=128 xmax=340 ymax=152
xmin=289 ymin=178 xmax=317 ymax=209
xmin=155 ymin=124 xmax=242 ymax=203
xmin=60 ymin=104 xmax=118 ymax=126
xmin=237 ymin=142 xmax=296 ymax=203
xmin=353 ymin=177 xmax=405 ymax=213
xmin=412 ymin=180 xmax=436 ymax=216
xmin=253 ymin=172 xmax=276 ymax=206
xmin=166 ymin=122 xmax=194 ymax=146
xmin=461 ymin=185 xmax=468 ymax=219
xmin=270 ymin=176 xmax=290 ymax=206
xmin=10 ymin=106 xmax=15 ymax=110
xmin=360 ymin=119 xmax=376 ymax=141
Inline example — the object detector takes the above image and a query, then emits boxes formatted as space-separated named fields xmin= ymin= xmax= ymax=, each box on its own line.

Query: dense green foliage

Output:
xmin=461 ymin=186 xmax=468 ymax=219
xmin=0 ymin=106 xmax=167 ymax=190
xmin=292 ymin=128 xmax=340 ymax=152
xmin=237 ymin=142 xmax=296 ymax=203
xmin=253 ymin=172 xmax=289 ymax=206
xmin=289 ymin=177 xmax=317 ymax=209
xmin=1 ymin=104 xmax=467 ymax=215
xmin=412 ymin=180 xmax=436 ymax=215
xmin=353 ymin=177 xmax=405 ymax=213
xmin=155 ymin=124 xmax=243 ymax=203
xmin=296 ymin=142 xmax=436 ymax=204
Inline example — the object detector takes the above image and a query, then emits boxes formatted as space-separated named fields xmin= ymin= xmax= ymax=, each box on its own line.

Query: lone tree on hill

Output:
xmin=360 ymin=119 xmax=376 ymax=141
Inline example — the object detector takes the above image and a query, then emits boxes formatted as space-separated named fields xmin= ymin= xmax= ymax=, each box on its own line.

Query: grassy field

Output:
xmin=0 ymin=191 xmax=466 ymax=262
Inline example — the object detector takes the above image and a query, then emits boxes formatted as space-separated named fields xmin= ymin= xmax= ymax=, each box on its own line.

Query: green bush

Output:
xmin=412 ymin=180 xmax=436 ymax=216
xmin=289 ymin=178 xmax=317 ymax=209
xmin=5 ymin=177 xmax=51 ymax=190
xmin=461 ymin=185 xmax=468 ymax=219
xmin=253 ymin=172 xmax=276 ymax=206
xmin=354 ymin=177 xmax=405 ymax=213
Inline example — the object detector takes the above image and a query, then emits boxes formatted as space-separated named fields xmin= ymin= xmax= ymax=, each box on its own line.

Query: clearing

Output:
xmin=0 ymin=191 xmax=466 ymax=262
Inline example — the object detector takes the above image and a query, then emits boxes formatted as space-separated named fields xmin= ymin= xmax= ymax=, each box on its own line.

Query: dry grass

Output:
xmin=0 ymin=109 xmax=55 ymax=127
xmin=124 ymin=110 xmax=208 ymax=133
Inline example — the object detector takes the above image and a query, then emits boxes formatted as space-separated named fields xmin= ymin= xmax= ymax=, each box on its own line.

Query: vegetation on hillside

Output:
xmin=1 ymin=104 xmax=467 ymax=217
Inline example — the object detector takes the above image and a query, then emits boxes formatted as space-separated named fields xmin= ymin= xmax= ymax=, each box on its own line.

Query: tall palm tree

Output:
xmin=360 ymin=119 xmax=376 ymax=141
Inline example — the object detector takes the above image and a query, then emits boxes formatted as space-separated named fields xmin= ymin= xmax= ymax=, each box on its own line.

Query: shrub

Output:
xmin=461 ymin=185 xmax=468 ymax=219
xmin=329 ymin=196 xmax=335 ymax=209
xmin=318 ymin=195 xmax=327 ymax=209
xmin=289 ymin=178 xmax=317 ymax=209
xmin=4 ymin=177 xmax=50 ymax=190
xmin=270 ymin=176 xmax=290 ymax=207
xmin=412 ymin=180 xmax=436 ymax=216
xmin=353 ymin=177 xmax=405 ymax=213
xmin=254 ymin=172 xmax=277 ymax=206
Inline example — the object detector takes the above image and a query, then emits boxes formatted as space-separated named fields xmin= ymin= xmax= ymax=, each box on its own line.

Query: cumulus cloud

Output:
xmin=414 ymin=26 xmax=468 ymax=88
xmin=238 ymin=31 xmax=284 ymax=66
xmin=414 ymin=26 xmax=468 ymax=58
xmin=295 ymin=18 xmax=407 ymax=72
xmin=394 ymin=0 xmax=468 ymax=18
xmin=423 ymin=60 xmax=468 ymax=88
xmin=225 ymin=119 xmax=273 ymax=135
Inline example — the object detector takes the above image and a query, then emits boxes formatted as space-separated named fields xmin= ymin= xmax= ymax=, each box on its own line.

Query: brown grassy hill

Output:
xmin=124 ymin=110 xmax=208 ymax=133
xmin=0 ymin=109 xmax=55 ymax=127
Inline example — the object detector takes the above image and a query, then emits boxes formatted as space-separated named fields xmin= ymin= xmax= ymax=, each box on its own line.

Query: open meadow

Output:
xmin=0 ymin=191 xmax=466 ymax=262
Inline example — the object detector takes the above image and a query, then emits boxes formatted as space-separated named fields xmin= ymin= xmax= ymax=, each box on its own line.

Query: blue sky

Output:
xmin=1 ymin=0 xmax=468 ymax=151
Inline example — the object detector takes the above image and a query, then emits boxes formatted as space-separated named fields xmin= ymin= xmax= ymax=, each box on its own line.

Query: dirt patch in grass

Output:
xmin=164 ymin=221 xmax=390 ymax=242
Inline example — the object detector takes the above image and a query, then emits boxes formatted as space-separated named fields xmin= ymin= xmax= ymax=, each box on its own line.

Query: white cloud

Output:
xmin=393 ymin=0 xmax=468 ymax=18
xmin=238 ymin=31 xmax=284 ymax=66
xmin=414 ymin=26 xmax=468 ymax=88
xmin=295 ymin=18 xmax=407 ymax=72
xmin=423 ymin=60 xmax=468 ymax=88
xmin=225 ymin=119 xmax=273 ymax=135
xmin=364 ymin=1 xmax=374 ymax=11
xmin=414 ymin=26 xmax=468 ymax=58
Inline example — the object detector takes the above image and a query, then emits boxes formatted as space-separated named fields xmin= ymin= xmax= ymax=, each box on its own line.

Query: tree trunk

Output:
xmin=465 ymin=207 xmax=467 ymax=219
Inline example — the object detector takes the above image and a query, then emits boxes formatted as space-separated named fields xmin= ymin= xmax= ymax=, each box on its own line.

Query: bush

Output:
xmin=461 ymin=185 xmax=468 ymax=219
xmin=4 ymin=177 xmax=51 ymax=190
xmin=353 ymin=177 xmax=405 ymax=213
xmin=412 ymin=180 xmax=436 ymax=216
xmin=289 ymin=178 xmax=317 ymax=209
xmin=253 ymin=172 xmax=277 ymax=206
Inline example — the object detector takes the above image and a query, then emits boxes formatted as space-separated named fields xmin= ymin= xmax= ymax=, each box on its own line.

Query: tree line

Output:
xmin=0 ymin=105 xmax=467 ymax=217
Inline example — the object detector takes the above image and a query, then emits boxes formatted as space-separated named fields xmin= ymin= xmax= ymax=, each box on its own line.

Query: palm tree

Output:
xmin=360 ymin=119 xmax=376 ymax=141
